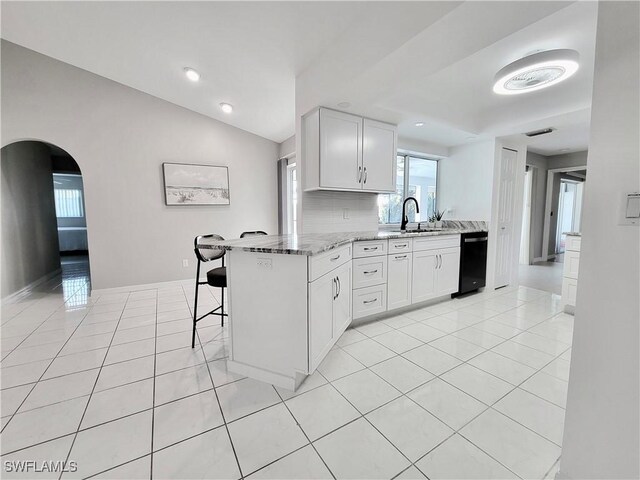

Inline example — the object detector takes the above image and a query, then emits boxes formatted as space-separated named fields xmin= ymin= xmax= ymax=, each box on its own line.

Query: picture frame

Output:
xmin=162 ymin=162 xmax=230 ymax=206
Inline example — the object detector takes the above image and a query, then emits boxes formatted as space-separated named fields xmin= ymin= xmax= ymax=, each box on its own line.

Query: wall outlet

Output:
xmin=257 ymin=258 xmax=272 ymax=269
xmin=343 ymin=208 xmax=350 ymax=219
xmin=182 ymin=259 xmax=189 ymax=268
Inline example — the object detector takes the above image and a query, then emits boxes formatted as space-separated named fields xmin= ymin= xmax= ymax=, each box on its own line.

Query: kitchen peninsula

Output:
xmin=198 ymin=222 xmax=487 ymax=390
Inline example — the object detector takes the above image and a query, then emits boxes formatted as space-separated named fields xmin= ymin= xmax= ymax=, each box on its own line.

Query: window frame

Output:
xmin=378 ymin=152 xmax=440 ymax=229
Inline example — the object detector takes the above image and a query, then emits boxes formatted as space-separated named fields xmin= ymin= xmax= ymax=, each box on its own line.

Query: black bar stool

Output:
xmin=192 ymin=234 xmax=227 ymax=348
xmin=240 ymin=230 xmax=267 ymax=238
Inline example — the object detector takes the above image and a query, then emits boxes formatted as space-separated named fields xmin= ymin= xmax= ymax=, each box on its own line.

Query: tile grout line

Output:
xmin=183 ymin=283 xmax=246 ymax=480
xmin=149 ymin=288 xmax=159 ymax=480
xmin=56 ymin=291 xmax=133 ymax=480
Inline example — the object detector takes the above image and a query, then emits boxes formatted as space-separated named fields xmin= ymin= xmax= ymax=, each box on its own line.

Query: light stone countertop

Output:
xmin=197 ymin=221 xmax=488 ymax=256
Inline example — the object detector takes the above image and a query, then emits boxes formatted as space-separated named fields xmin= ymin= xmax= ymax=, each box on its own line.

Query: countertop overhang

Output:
xmin=197 ymin=224 xmax=488 ymax=256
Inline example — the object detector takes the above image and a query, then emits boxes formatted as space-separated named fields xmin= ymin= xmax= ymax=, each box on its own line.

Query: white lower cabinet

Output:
xmin=387 ymin=252 xmax=412 ymax=310
xmin=561 ymin=234 xmax=581 ymax=312
xmin=411 ymin=250 xmax=438 ymax=303
xmin=309 ymin=261 xmax=352 ymax=372
xmin=412 ymin=247 xmax=461 ymax=303
xmin=436 ymin=247 xmax=461 ymax=296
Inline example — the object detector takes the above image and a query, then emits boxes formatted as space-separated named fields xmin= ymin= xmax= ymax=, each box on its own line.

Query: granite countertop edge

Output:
xmin=197 ymin=227 xmax=488 ymax=257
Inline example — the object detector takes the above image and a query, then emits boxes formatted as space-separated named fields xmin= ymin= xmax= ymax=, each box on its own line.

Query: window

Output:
xmin=378 ymin=154 xmax=438 ymax=225
xmin=54 ymin=188 xmax=84 ymax=218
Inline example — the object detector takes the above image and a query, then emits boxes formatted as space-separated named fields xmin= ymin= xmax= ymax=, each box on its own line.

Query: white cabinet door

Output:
xmin=333 ymin=262 xmax=352 ymax=337
xmin=563 ymin=251 xmax=580 ymax=279
xmin=362 ymin=118 xmax=396 ymax=192
xmin=308 ymin=273 xmax=335 ymax=372
xmin=319 ymin=108 xmax=362 ymax=190
xmin=388 ymin=252 xmax=412 ymax=310
xmin=411 ymin=250 xmax=437 ymax=304
xmin=436 ymin=247 xmax=460 ymax=296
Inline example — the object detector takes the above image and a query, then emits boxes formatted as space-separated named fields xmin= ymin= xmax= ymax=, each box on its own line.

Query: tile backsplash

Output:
xmin=302 ymin=191 xmax=379 ymax=233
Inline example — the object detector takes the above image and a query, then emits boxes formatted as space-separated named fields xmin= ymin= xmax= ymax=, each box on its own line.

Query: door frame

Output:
xmin=520 ymin=168 xmax=533 ymax=265
xmin=542 ymin=165 xmax=588 ymax=260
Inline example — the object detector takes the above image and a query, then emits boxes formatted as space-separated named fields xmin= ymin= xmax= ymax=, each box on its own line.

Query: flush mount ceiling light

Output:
xmin=219 ymin=103 xmax=233 ymax=114
xmin=415 ymin=122 xmax=425 ymax=127
xmin=493 ymin=49 xmax=579 ymax=95
xmin=183 ymin=67 xmax=200 ymax=82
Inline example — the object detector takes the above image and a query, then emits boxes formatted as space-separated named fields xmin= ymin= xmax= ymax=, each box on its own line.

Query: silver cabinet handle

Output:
xmin=333 ymin=278 xmax=337 ymax=300
xmin=394 ymin=255 xmax=407 ymax=260
xmin=363 ymin=167 xmax=368 ymax=184
xmin=363 ymin=247 xmax=378 ymax=251
xmin=438 ymin=254 xmax=442 ymax=269
xmin=358 ymin=166 xmax=362 ymax=183
xmin=363 ymin=298 xmax=377 ymax=304
xmin=337 ymin=276 xmax=341 ymax=298
xmin=394 ymin=244 xmax=408 ymax=248
xmin=363 ymin=269 xmax=378 ymax=275
xmin=330 ymin=254 xmax=340 ymax=261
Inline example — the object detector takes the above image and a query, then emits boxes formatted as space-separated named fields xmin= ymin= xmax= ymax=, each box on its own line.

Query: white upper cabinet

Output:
xmin=362 ymin=118 xmax=397 ymax=192
xmin=319 ymin=108 xmax=362 ymax=190
xmin=303 ymin=107 xmax=396 ymax=193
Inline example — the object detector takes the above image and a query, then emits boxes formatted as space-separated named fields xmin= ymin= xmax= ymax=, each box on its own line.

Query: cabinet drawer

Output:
xmin=388 ymin=238 xmax=412 ymax=253
xmin=563 ymin=251 xmax=580 ymax=279
xmin=353 ymin=255 xmax=387 ymax=289
xmin=413 ymin=235 xmax=460 ymax=252
xmin=352 ymin=284 xmax=387 ymax=319
xmin=353 ymin=240 xmax=387 ymax=258
xmin=309 ymin=244 xmax=352 ymax=282
xmin=566 ymin=235 xmax=581 ymax=252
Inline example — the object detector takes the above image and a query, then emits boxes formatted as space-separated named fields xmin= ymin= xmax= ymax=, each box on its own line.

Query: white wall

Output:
xmin=1 ymin=141 xmax=61 ymax=297
xmin=438 ymin=140 xmax=496 ymax=221
xmin=559 ymin=2 xmax=640 ymax=478
xmin=1 ymin=41 xmax=279 ymax=289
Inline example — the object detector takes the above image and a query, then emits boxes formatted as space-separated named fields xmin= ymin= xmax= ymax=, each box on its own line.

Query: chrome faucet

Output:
xmin=401 ymin=197 xmax=420 ymax=231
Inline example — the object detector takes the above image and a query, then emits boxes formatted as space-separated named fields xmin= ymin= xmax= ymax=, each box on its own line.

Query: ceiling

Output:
xmin=1 ymin=1 xmax=597 ymax=155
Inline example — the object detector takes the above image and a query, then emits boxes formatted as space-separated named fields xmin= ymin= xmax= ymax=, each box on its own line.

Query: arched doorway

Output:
xmin=1 ymin=140 xmax=91 ymax=304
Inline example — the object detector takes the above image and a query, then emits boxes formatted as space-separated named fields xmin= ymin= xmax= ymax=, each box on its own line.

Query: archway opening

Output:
xmin=1 ymin=140 xmax=91 ymax=304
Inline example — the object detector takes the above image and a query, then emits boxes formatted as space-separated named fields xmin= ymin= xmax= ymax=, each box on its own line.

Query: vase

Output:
xmin=435 ymin=221 xmax=443 ymax=228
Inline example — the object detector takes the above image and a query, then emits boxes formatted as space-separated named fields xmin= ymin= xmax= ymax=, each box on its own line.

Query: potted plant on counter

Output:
xmin=434 ymin=210 xmax=445 ymax=228
xmin=427 ymin=215 xmax=436 ymax=228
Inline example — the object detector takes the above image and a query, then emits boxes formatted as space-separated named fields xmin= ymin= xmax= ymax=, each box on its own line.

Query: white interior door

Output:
xmin=495 ymin=148 xmax=518 ymax=288
xmin=519 ymin=169 xmax=532 ymax=265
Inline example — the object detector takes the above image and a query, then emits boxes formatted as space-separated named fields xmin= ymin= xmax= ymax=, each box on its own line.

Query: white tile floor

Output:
xmin=1 ymin=262 xmax=572 ymax=480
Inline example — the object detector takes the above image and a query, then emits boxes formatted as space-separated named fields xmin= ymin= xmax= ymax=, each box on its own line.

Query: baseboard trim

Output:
xmin=2 ymin=268 xmax=62 ymax=305
xmin=533 ymin=256 xmax=544 ymax=263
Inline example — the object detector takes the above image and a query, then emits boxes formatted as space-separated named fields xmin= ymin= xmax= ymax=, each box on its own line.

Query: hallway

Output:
xmin=518 ymin=257 xmax=563 ymax=295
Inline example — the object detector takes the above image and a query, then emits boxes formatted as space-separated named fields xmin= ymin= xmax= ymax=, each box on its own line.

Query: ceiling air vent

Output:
xmin=525 ymin=128 xmax=555 ymax=137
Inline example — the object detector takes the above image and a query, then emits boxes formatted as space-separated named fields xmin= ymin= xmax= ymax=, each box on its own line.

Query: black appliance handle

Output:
xmin=464 ymin=237 xmax=488 ymax=243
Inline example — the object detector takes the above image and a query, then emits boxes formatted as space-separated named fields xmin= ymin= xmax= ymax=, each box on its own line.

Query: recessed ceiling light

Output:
xmin=415 ymin=122 xmax=425 ymax=127
xmin=560 ymin=148 xmax=570 ymax=152
xmin=183 ymin=67 xmax=200 ymax=82
xmin=493 ymin=49 xmax=579 ymax=95
xmin=466 ymin=136 xmax=476 ymax=141
xmin=337 ymin=102 xmax=351 ymax=109
xmin=219 ymin=103 xmax=233 ymax=114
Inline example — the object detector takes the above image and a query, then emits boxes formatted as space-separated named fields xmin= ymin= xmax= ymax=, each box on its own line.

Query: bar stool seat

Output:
xmin=206 ymin=267 xmax=227 ymax=288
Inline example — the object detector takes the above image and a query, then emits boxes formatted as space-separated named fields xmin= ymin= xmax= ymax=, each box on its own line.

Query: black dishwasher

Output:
xmin=453 ymin=231 xmax=488 ymax=297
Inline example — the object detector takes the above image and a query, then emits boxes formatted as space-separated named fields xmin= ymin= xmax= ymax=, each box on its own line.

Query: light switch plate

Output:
xmin=257 ymin=258 xmax=273 ymax=269
xmin=620 ymin=192 xmax=640 ymax=226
